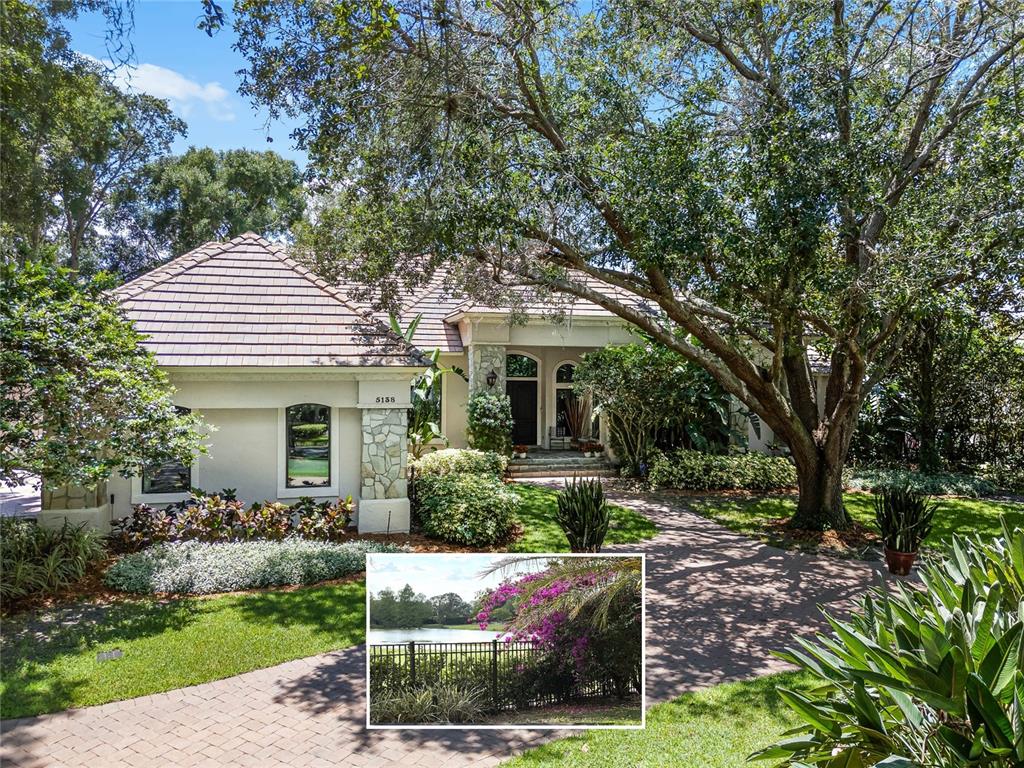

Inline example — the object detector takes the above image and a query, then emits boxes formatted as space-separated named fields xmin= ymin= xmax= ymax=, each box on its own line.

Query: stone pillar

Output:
xmin=39 ymin=480 xmax=112 ymax=532
xmin=468 ymin=344 xmax=506 ymax=395
xmin=358 ymin=407 xmax=411 ymax=533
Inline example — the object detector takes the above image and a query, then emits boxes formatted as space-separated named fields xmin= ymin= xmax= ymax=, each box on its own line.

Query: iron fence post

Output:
xmin=491 ymin=639 xmax=499 ymax=707
xmin=409 ymin=641 xmax=416 ymax=688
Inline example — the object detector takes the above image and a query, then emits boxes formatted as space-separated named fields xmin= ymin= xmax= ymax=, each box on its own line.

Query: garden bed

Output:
xmin=484 ymin=697 xmax=642 ymax=725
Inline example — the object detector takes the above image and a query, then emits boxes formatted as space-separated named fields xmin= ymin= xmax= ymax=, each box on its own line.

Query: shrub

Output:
xmin=647 ymin=449 xmax=797 ymax=491
xmin=847 ymin=467 xmax=996 ymax=497
xmin=873 ymin=483 xmax=938 ymax=552
xmin=0 ymin=519 xmax=106 ymax=605
xmin=980 ymin=459 xmax=1024 ymax=494
xmin=556 ymin=478 xmax=610 ymax=552
xmin=110 ymin=490 xmax=356 ymax=550
xmin=415 ymin=473 xmax=519 ymax=546
xmin=293 ymin=495 xmax=355 ymax=540
xmin=754 ymin=521 xmax=1024 ymax=767
xmin=104 ymin=539 xmax=405 ymax=595
xmin=466 ymin=391 xmax=513 ymax=454
xmin=371 ymin=682 xmax=489 ymax=724
xmin=412 ymin=448 xmax=507 ymax=478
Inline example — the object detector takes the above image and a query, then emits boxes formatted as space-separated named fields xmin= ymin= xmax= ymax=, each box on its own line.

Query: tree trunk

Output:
xmin=789 ymin=446 xmax=851 ymax=531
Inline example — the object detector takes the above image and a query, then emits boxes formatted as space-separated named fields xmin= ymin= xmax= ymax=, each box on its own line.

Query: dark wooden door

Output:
xmin=506 ymin=380 xmax=538 ymax=445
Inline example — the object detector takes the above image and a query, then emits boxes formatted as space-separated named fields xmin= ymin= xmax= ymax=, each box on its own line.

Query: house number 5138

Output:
xmin=375 ymin=396 xmax=396 ymax=404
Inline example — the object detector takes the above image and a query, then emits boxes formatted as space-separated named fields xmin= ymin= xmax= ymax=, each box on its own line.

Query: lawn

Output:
xmin=688 ymin=492 xmax=1024 ymax=556
xmin=0 ymin=580 xmax=365 ymax=719
xmin=485 ymin=701 xmax=643 ymax=726
xmin=503 ymin=671 xmax=812 ymax=767
xmin=507 ymin=483 xmax=658 ymax=552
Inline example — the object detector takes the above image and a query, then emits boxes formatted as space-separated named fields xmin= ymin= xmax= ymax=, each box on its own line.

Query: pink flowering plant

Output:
xmin=476 ymin=556 xmax=641 ymax=700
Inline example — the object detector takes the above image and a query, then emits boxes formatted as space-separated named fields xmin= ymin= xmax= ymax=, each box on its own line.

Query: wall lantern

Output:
xmin=486 ymin=369 xmax=498 ymax=388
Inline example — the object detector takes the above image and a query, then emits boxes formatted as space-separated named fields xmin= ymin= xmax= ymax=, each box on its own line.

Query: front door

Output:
xmin=506 ymin=380 xmax=538 ymax=445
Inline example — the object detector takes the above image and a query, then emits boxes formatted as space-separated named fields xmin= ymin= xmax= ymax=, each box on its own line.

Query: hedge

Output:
xmin=412 ymin=448 xmax=507 ymax=478
xmin=647 ymin=449 xmax=797 ymax=491
xmin=415 ymin=473 xmax=520 ymax=546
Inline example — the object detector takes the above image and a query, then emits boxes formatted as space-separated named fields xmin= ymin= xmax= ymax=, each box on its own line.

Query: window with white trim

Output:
xmin=141 ymin=407 xmax=192 ymax=494
xmin=285 ymin=404 xmax=332 ymax=489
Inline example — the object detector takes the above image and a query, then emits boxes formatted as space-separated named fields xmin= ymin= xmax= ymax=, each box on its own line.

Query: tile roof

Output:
xmin=115 ymin=233 xmax=426 ymax=368
xmin=337 ymin=269 xmax=647 ymax=354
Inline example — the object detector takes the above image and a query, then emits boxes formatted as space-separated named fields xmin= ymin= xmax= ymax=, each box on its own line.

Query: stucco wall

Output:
xmin=441 ymin=345 xmax=601 ymax=448
xmin=108 ymin=405 xmax=364 ymax=520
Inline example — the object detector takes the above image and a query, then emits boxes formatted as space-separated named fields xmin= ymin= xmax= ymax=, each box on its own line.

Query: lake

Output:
xmin=368 ymin=627 xmax=505 ymax=644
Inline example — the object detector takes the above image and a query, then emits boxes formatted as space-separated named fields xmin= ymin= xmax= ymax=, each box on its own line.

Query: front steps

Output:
xmin=507 ymin=451 xmax=617 ymax=479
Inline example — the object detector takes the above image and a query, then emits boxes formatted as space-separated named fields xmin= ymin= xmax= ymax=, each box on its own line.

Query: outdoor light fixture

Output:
xmin=486 ymin=369 xmax=498 ymax=388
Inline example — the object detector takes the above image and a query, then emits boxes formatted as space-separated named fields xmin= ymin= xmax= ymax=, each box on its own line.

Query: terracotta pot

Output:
xmin=884 ymin=546 xmax=918 ymax=576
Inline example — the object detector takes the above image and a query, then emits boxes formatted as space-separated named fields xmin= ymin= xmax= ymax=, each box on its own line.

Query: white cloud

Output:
xmin=80 ymin=54 xmax=236 ymax=122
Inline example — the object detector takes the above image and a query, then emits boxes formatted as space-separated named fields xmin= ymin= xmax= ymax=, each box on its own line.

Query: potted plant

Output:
xmin=580 ymin=442 xmax=593 ymax=457
xmin=874 ymin=482 xmax=938 ymax=575
xmin=513 ymin=444 xmax=529 ymax=459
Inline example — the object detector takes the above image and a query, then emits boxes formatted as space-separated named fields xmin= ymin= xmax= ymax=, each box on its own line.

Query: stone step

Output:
xmin=509 ymin=467 xmax=618 ymax=478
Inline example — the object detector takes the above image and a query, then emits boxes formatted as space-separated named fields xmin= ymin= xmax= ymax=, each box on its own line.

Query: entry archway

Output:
xmin=505 ymin=352 xmax=540 ymax=445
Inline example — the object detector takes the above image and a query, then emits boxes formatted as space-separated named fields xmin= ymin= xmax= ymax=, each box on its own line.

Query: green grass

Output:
xmin=486 ymin=702 xmax=642 ymax=725
xmin=502 ymin=671 xmax=812 ymax=767
xmin=0 ymin=581 xmax=365 ymax=719
xmin=689 ymin=492 xmax=1024 ymax=551
xmin=435 ymin=622 xmax=506 ymax=631
xmin=507 ymin=483 xmax=658 ymax=552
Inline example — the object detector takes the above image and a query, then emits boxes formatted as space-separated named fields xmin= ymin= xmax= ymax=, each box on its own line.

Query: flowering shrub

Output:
xmin=110 ymin=490 xmax=356 ymax=550
xmin=477 ymin=557 xmax=642 ymax=699
xmin=415 ymin=473 xmax=519 ymax=546
xmin=466 ymin=391 xmax=513 ymax=454
xmin=105 ymin=539 xmax=405 ymax=595
xmin=412 ymin=448 xmax=507 ymax=478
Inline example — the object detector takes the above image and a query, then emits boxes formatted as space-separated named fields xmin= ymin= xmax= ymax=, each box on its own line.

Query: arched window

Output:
xmin=555 ymin=363 xmax=575 ymax=384
xmin=506 ymin=353 xmax=538 ymax=379
xmin=286 ymin=404 xmax=331 ymax=488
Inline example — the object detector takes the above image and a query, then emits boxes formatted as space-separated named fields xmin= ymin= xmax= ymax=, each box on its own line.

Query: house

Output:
xmin=37 ymin=233 xmax=795 ymax=534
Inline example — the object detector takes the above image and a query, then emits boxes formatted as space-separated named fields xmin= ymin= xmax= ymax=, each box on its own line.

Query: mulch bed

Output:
xmin=761 ymin=517 xmax=881 ymax=557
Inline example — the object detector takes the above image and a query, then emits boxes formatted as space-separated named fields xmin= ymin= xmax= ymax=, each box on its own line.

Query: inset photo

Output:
xmin=366 ymin=552 xmax=644 ymax=729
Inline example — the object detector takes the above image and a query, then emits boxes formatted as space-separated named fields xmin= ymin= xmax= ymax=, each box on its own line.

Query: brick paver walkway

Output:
xmin=1 ymin=485 xmax=883 ymax=767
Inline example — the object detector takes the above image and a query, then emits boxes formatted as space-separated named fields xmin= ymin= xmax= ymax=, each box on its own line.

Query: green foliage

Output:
xmin=574 ymin=342 xmax=734 ymax=476
xmin=0 ymin=519 xmax=106 ymax=606
xmin=506 ymin=483 xmax=658 ymax=554
xmin=466 ymin=391 xmax=514 ymax=455
xmin=851 ymin=315 xmax=1024 ymax=475
xmin=104 ymin=147 xmax=306 ymax=277
xmin=233 ymin=0 xmax=1024 ymax=532
xmin=873 ymin=484 xmax=938 ymax=553
xmin=847 ymin=468 xmax=997 ymax=498
xmin=556 ymin=478 xmax=611 ymax=553
xmin=0 ymin=262 xmax=207 ymax=488
xmin=412 ymin=448 xmax=508 ymax=478
xmin=293 ymin=495 xmax=355 ymax=540
xmin=370 ymin=682 xmax=489 ymax=725
xmin=755 ymin=523 xmax=1024 ymax=766
xmin=1 ymin=0 xmax=185 ymax=268
xmin=369 ymin=584 xmax=436 ymax=628
xmin=648 ymin=450 xmax=797 ymax=491
xmin=104 ymin=539 xmax=404 ymax=595
xmin=415 ymin=473 xmax=520 ymax=546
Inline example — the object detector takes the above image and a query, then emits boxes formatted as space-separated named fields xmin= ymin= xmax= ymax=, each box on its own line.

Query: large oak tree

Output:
xmin=233 ymin=0 xmax=1023 ymax=529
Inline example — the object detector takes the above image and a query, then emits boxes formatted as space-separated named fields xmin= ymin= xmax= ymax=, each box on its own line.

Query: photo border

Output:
xmin=365 ymin=551 xmax=646 ymax=731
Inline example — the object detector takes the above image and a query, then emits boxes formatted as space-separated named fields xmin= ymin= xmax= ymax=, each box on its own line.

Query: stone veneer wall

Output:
xmin=42 ymin=480 xmax=107 ymax=510
xmin=468 ymin=344 xmax=507 ymax=395
xmin=360 ymin=408 xmax=408 ymax=500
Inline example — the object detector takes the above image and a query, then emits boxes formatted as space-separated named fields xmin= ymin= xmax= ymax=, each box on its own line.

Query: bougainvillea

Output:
xmin=476 ymin=557 xmax=641 ymax=695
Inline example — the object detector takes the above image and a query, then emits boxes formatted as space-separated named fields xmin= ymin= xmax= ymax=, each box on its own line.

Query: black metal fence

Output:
xmin=369 ymin=640 xmax=639 ymax=712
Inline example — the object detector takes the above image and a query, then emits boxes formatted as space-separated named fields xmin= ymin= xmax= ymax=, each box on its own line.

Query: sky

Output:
xmin=366 ymin=554 xmax=551 ymax=603
xmin=64 ymin=1 xmax=306 ymax=166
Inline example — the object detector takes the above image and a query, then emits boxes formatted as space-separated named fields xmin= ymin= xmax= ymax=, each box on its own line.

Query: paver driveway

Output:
xmin=0 ymin=485 xmax=884 ymax=767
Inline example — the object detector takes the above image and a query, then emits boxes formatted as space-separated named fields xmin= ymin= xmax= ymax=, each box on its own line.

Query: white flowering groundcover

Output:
xmin=105 ymin=539 xmax=405 ymax=595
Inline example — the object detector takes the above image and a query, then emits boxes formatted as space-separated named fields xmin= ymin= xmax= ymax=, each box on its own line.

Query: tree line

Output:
xmin=370 ymin=585 xmax=515 ymax=629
